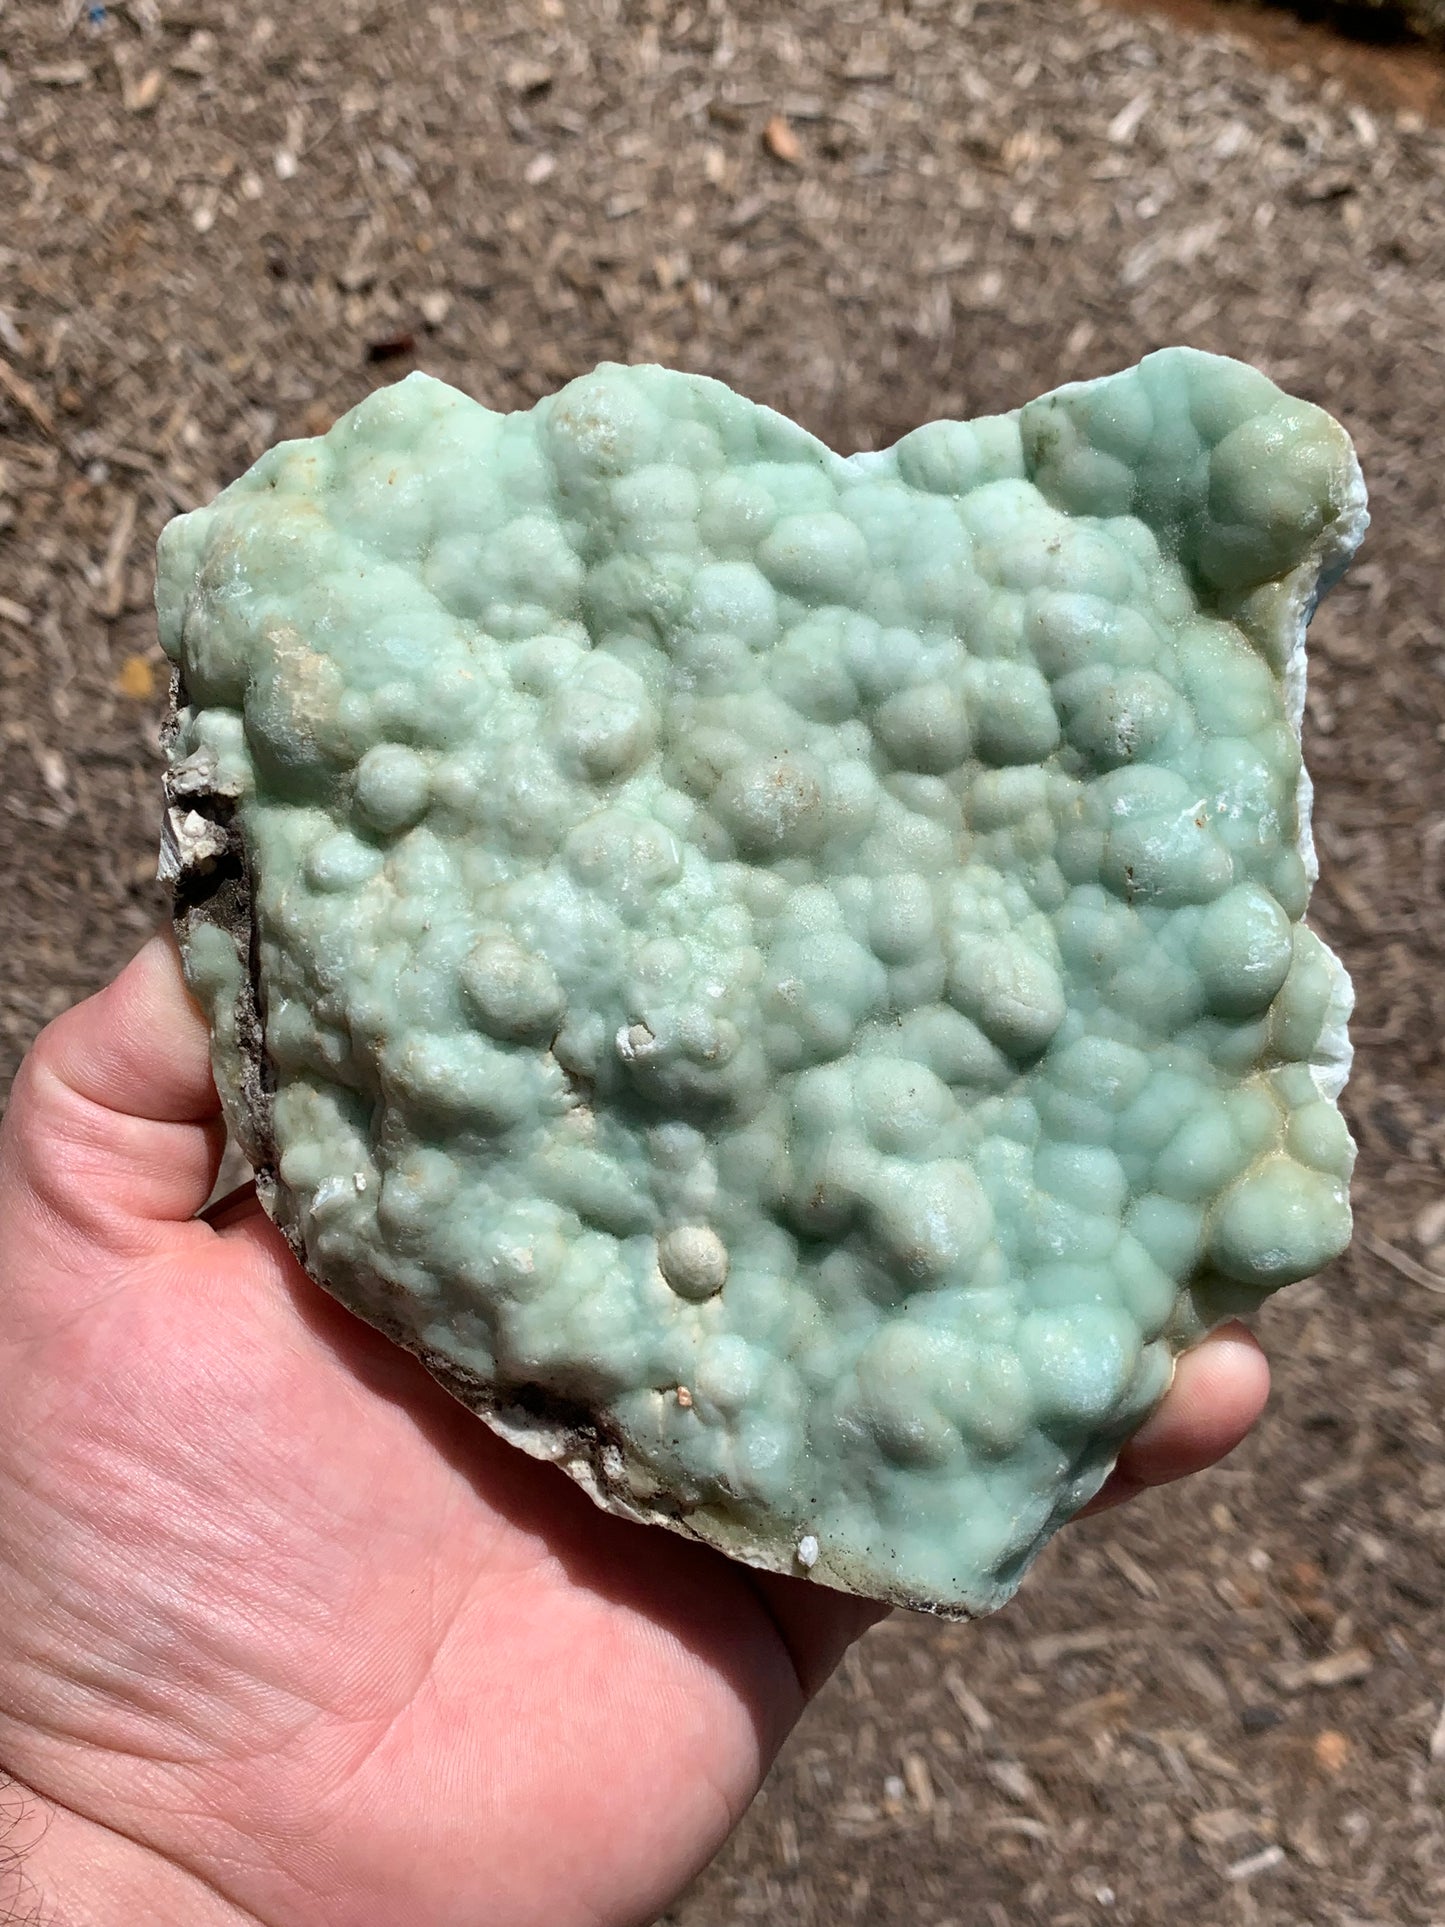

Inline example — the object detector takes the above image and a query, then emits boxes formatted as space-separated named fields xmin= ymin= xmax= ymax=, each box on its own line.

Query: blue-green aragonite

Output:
xmin=157 ymin=349 xmax=1364 ymax=1617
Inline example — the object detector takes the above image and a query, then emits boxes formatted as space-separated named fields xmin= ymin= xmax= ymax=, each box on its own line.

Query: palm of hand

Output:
xmin=0 ymin=939 xmax=1267 ymax=1927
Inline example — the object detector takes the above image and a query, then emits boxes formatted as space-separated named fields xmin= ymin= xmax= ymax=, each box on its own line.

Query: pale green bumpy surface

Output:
xmin=159 ymin=349 xmax=1363 ymax=1615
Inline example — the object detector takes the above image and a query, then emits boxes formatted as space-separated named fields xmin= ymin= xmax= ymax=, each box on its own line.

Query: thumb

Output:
xmin=0 ymin=932 xmax=225 ymax=1271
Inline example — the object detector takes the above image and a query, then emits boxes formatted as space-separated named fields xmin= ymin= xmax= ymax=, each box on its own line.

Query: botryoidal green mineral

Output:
xmin=158 ymin=349 xmax=1364 ymax=1616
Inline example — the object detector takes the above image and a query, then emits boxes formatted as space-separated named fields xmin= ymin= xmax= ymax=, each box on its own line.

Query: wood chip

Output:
xmin=775 ymin=1813 xmax=799 ymax=1868
xmin=123 ymin=67 xmax=166 ymax=115
xmin=365 ymin=332 xmax=416 ymax=364
xmin=30 ymin=742 xmax=70 ymax=802
xmin=984 ymin=1757 xmax=1041 ymax=1807
xmin=1056 ymin=1688 xmax=1133 ymax=1731
xmin=840 ymin=47 xmax=893 ymax=82
xmin=1295 ymin=168 xmax=1357 ymax=202
xmin=1107 ymin=92 xmax=1153 ymax=145
xmin=984 ymin=1816 xmax=1052 ymax=1843
xmin=1313 ymin=1729 xmax=1350 ymax=1772
xmin=1276 ymin=1646 xmax=1374 ymax=1692
xmin=1190 ymin=1806 xmax=1258 ymax=1847
xmin=1179 ymin=1733 xmax=1246 ymax=1782
xmin=96 ymin=493 xmax=138 ymax=621
xmin=504 ymin=58 xmax=553 ymax=95
xmin=1026 ymin=1627 xmax=1130 ymax=1666
xmin=1105 ymin=1543 xmax=1160 ymax=1600
xmin=170 ymin=31 xmax=216 ymax=76
xmin=763 ymin=114 xmax=802 ymax=165
xmin=31 ymin=61 xmax=91 ymax=87
xmin=0 ymin=357 xmax=57 ymax=439
xmin=901 ymin=1751 xmax=935 ymax=1814
xmin=1227 ymin=1844 xmax=1286 ymax=1881
xmin=942 ymin=1666 xmax=993 ymax=1736
xmin=1359 ymin=1228 xmax=1445 ymax=1294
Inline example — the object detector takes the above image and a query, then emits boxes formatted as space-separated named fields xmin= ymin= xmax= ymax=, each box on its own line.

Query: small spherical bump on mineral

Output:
xmin=1049 ymin=1032 xmax=1152 ymax=1112
xmin=1205 ymin=411 xmax=1334 ymax=582
xmin=305 ymin=829 xmax=383 ymax=893
xmin=548 ymin=664 xmax=655 ymax=785
xmin=1063 ymin=666 xmax=1181 ymax=768
xmin=376 ymin=1145 xmax=461 ymax=1244
xmin=854 ymin=1323 xmax=959 ymax=1467
xmin=947 ymin=931 xmax=1067 ymax=1060
xmin=506 ymin=630 xmax=588 ymax=696
xmin=684 ymin=560 xmax=780 ymax=651
xmin=1016 ymin=1304 xmax=1140 ymax=1427
xmin=864 ymin=1158 xmax=994 ymax=1284
xmin=714 ymin=752 xmax=826 ymax=856
xmin=1152 ymin=1102 xmax=1248 ymax=1203
xmin=565 ymin=808 xmax=683 ymax=900
xmin=1111 ymin=1235 xmax=1181 ymax=1335
xmin=544 ymin=370 xmax=662 ymax=482
xmin=611 ymin=461 xmax=702 ymax=539
xmin=757 ymin=510 xmax=870 ymax=601
xmin=1027 ymin=591 xmax=1116 ymax=682
xmin=969 ymin=661 xmax=1062 ymax=766
xmin=867 ymin=871 xmax=935 ymax=964
xmin=1285 ymin=1098 xmax=1355 ymax=1178
xmin=1034 ymin=1142 xmax=1130 ymax=1219
xmin=770 ymin=621 xmax=861 ymax=724
xmin=873 ymin=682 xmax=970 ymax=774
xmin=1268 ymin=846 xmax=1311 ymax=922
xmin=1102 ymin=807 xmax=1234 ymax=908
xmin=889 ymin=424 xmax=970 ymax=499
xmin=692 ymin=1331 xmax=763 ymax=1410
xmin=1269 ymin=925 xmax=1341 ymax=1061
xmin=1207 ymin=1155 xmax=1352 ymax=1288
xmin=853 ymin=1057 xmax=958 ymax=1157
xmin=1123 ymin=1192 xmax=1204 ymax=1280
xmin=1193 ymin=881 xmax=1295 ymax=1017
xmin=697 ymin=470 xmax=778 ymax=553
xmin=353 ymin=742 xmax=431 ymax=835
xmin=967 ymin=764 xmax=1049 ymax=832
xmin=821 ymin=758 xmax=880 ymax=845
xmin=461 ymin=934 xmax=565 ymax=1041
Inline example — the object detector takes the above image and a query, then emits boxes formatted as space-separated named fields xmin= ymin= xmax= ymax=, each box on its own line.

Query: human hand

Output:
xmin=0 ymin=935 xmax=1269 ymax=1927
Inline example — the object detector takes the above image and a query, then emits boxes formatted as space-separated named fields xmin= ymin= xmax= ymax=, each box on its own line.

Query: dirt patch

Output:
xmin=2 ymin=0 xmax=1444 ymax=1922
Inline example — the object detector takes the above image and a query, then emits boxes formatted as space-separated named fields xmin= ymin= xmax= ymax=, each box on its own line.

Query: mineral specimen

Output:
xmin=158 ymin=348 xmax=1364 ymax=1616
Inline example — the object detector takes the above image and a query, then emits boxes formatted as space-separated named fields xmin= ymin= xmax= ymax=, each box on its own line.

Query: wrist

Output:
xmin=0 ymin=1773 xmax=253 ymax=1927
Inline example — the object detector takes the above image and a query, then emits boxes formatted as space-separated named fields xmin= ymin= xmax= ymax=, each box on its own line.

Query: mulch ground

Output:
xmin=2 ymin=1 xmax=1444 ymax=1922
